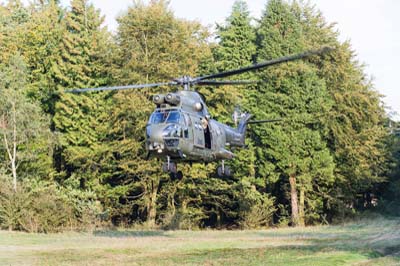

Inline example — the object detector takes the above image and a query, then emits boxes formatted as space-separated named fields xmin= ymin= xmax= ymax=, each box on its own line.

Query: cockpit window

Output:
xmin=166 ymin=111 xmax=180 ymax=123
xmin=150 ymin=112 xmax=168 ymax=124
xmin=149 ymin=111 xmax=180 ymax=124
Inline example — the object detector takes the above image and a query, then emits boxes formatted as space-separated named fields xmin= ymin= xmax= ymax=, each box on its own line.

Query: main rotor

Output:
xmin=67 ymin=46 xmax=333 ymax=94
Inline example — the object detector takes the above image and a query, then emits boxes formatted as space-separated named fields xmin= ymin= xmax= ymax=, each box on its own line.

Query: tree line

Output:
xmin=0 ymin=0 xmax=398 ymax=232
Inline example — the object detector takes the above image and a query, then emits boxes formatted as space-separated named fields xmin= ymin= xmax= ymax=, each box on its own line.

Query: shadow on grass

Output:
xmin=260 ymin=233 xmax=400 ymax=258
xmin=254 ymin=223 xmax=400 ymax=258
xmin=136 ymin=245 xmax=387 ymax=266
xmin=381 ymin=244 xmax=400 ymax=257
xmin=93 ymin=230 xmax=167 ymax=238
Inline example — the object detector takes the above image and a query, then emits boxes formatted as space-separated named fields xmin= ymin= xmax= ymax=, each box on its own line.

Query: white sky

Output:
xmin=23 ymin=0 xmax=400 ymax=120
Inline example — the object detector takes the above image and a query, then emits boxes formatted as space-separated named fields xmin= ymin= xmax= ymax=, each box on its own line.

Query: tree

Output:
xmin=214 ymin=0 xmax=256 ymax=72
xmin=0 ymin=55 xmax=51 ymax=191
xmin=18 ymin=1 xmax=65 ymax=115
xmin=105 ymin=0 xmax=212 ymax=226
xmin=254 ymin=0 xmax=335 ymax=226
xmin=0 ymin=1 xmax=30 ymax=63
xmin=205 ymin=0 xmax=256 ymax=122
xmin=374 ymin=119 xmax=400 ymax=214
xmin=206 ymin=0 xmax=277 ymax=228
xmin=52 ymin=0 xmax=113 ymax=188
xmin=290 ymin=1 xmax=388 ymax=214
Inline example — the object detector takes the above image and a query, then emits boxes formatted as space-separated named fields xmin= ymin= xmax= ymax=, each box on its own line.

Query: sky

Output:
xmin=22 ymin=0 xmax=400 ymax=120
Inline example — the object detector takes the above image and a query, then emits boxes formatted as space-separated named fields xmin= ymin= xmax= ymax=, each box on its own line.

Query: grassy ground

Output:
xmin=0 ymin=218 xmax=399 ymax=266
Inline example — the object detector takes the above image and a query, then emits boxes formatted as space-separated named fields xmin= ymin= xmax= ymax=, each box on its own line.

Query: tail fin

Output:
xmin=237 ymin=113 xmax=252 ymax=146
xmin=238 ymin=113 xmax=252 ymax=134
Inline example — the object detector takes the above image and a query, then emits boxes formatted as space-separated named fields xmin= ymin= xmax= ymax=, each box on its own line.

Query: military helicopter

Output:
xmin=69 ymin=47 xmax=332 ymax=179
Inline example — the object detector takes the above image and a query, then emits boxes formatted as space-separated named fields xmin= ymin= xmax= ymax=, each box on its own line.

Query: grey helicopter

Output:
xmin=68 ymin=46 xmax=333 ymax=179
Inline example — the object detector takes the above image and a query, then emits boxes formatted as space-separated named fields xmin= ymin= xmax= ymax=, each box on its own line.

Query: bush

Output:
xmin=236 ymin=179 xmax=276 ymax=229
xmin=0 ymin=179 xmax=30 ymax=231
xmin=160 ymin=207 xmax=207 ymax=230
xmin=0 ymin=176 xmax=103 ymax=233
xmin=0 ymin=177 xmax=73 ymax=232
xmin=59 ymin=176 xmax=105 ymax=231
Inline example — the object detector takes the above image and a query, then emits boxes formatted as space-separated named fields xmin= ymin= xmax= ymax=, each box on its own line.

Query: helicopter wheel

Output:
xmin=162 ymin=162 xmax=177 ymax=173
xmin=162 ymin=162 xmax=169 ymax=173
xmin=224 ymin=166 xmax=231 ymax=177
xmin=170 ymin=171 xmax=183 ymax=181
xmin=176 ymin=171 xmax=183 ymax=180
xmin=217 ymin=166 xmax=224 ymax=177
xmin=217 ymin=165 xmax=231 ymax=178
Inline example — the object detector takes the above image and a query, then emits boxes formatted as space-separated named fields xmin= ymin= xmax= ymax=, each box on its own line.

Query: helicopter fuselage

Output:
xmin=145 ymin=90 xmax=250 ymax=163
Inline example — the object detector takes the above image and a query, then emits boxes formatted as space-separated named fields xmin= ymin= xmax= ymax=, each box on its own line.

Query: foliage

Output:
xmin=0 ymin=0 xmax=394 ymax=231
xmin=291 ymin=1 xmax=388 ymax=215
xmin=0 ymin=54 xmax=52 ymax=190
xmin=236 ymin=178 xmax=276 ymax=229
xmin=104 ymin=0 xmax=212 ymax=227
xmin=53 ymin=0 xmax=113 ymax=179
xmin=0 ymin=176 xmax=71 ymax=233
xmin=0 ymin=175 xmax=103 ymax=233
xmin=379 ymin=120 xmax=400 ymax=215
xmin=252 ymin=0 xmax=336 ymax=226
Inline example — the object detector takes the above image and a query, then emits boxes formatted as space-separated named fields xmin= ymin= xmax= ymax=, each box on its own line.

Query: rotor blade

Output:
xmin=248 ymin=119 xmax=282 ymax=124
xmin=66 ymin=82 xmax=178 ymax=93
xmin=195 ymin=46 xmax=333 ymax=81
xmin=196 ymin=80 xmax=260 ymax=86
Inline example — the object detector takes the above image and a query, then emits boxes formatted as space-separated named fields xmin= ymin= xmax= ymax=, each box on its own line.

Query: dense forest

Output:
xmin=0 ymin=0 xmax=399 ymax=232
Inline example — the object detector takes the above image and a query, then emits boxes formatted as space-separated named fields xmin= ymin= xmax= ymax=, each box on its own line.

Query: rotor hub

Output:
xmin=174 ymin=76 xmax=195 ymax=90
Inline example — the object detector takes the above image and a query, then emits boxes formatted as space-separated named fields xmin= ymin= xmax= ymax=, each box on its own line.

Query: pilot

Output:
xmin=162 ymin=111 xmax=169 ymax=122
xmin=201 ymin=116 xmax=209 ymax=129
xmin=202 ymin=116 xmax=211 ymax=149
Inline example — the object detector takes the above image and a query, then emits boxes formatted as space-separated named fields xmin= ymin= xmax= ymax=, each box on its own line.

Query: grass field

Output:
xmin=0 ymin=218 xmax=399 ymax=266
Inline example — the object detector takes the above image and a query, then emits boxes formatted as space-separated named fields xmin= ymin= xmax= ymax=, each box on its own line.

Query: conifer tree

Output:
xmin=18 ymin=1 xmax=65 ymax=115
xmin=209 ymin=0 xmax=276 ymax=228
xmin=255 ymin=0 xmax=335 ymax=226
xmin=109 ymin=0 xmax=212 ymax=226
xmin=214 ymin=0 xmax=256 ymax=71
xmin=290 ymin=1 xmax=388 ymax=213
xmin=52 ymin=0 xmax=113 ymax=188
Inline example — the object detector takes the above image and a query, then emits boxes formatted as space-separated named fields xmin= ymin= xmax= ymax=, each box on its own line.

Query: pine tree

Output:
xmin=208 ymin=0 xmax=276 ymax=228
xmin=290 ymin=1 xmax=388 ymax=214
xmin=254 ymin=0 xmax=335 ymax=226
xmin=52 ymin=0 xmax=113 ymax=189
xmin=18 ymin=1 xmax=65 ymax=115
xmin=108 ymin=0 xmax=212 ymax=226
xmin=214 ymin=0 xmax=256 ymax=71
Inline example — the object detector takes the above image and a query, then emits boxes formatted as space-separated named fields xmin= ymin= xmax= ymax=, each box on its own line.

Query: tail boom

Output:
xmin=223 ymin=113 xmax=252 ymax=147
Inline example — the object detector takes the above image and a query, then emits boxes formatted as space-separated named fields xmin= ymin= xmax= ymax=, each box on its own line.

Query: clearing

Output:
xmin=0 ymin=218 xmax=399 ymax=266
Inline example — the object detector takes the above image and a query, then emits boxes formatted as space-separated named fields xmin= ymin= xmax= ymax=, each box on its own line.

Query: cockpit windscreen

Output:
xmin=149 ymin=111 xmax=180 ymax=124
xmin=166 ymin=112 xmax=180 ymax=123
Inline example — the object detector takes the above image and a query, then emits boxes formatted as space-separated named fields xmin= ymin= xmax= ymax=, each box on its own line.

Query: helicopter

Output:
xmin=68 ymin=46 xmax=333 ymax=179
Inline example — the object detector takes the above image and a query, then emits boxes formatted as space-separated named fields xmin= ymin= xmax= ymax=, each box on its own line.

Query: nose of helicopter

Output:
xmin=146 ymin=124 xmax=181 ymax=154
xmin=146 ymin=124 xmax=164 ymax=152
